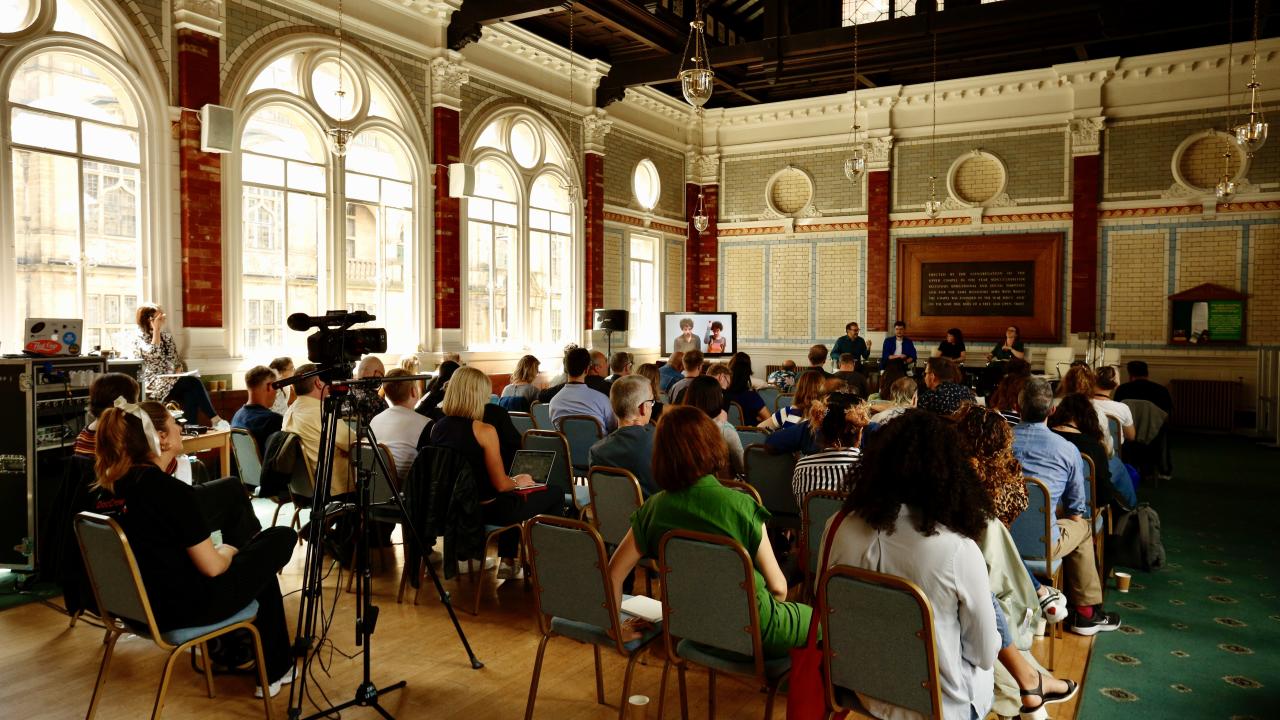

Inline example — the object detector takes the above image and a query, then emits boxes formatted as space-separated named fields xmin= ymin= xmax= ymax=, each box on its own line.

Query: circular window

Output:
xmin=0 ymin=0 xmax=35 ymax=33
xmin=1175 ymin=131 xmax=1245 ymax=191
xmin=766 ymin=166 xmax=814 ymax=215
xmin=310 ymin=58 xmax=361 ymax=121
xmin=509 ymin=119 xmax=541 ymax=169
xmin=633 ymin=159 xmax=661 ymax=210
xmin=946 ymin=150 xmax=1007 ymax=206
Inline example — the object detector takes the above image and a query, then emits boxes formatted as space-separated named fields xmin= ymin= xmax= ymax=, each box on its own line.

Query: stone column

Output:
xmin=174 ymin=1 xmax=223 ymax=327
xmin=863 ymin=136 xmax=893 ymax=331
xmin=1070 ymin=117 xmax=1105 ymax=334
xmin=686 ymin=152 xmax=719 ymax=312
xmin=582 ymin=114 xmax=612 ymax=331
xmin=429 ymin=56 xmax=468 ymax=347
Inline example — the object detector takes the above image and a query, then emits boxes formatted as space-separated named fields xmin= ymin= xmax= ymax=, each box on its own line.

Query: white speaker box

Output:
xmin=449 ymin=163 xmax=475 ymax=198
xmin=199 ymin=104 xmax=234 ymax=154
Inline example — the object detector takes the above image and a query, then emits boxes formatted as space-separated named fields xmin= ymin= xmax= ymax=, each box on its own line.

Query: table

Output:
xmin=182 ymin=428 xmax=232 ymax=477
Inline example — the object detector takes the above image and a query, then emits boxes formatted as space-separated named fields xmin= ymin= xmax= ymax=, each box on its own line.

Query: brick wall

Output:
xmin=815 ymin=243 xmax=862 ymax=338
xmin=1175 ymin=226 xmax=1242 ymax=291
xmin=865 ymin=171 xmax=890 ymax=331
xmin=1106 ymin=230 xmax=1169 ymax=343
xmin=721 ymin=144 xmax=864 ymax=221
xmin=685 ymin=184 xmax=718 ymax=311
xmin=603 ymin=228 xmax=625 ymax=308
xmin=583 ymin=153 xmax=606 ymax=330
xmin=893 ymin=128 xmax=1066 ymax=210
xmin=721 ymin=246 xmax=765 ymax=338
xmin=1180 ymin=134 xmax=1243 ymax=189
xmin=434 ymin=107 xmax=462 ymax=329
xmin=177 ymin=29 xmax=223 ymax=327
xmin=1249 ymin=224 xmax=1280 ymax=343
xmin=1071 ymin=154 xmax=1100 ymax=332
xmin=665 ymin=239 xmax=685 ymax=311
xmin=953 ymin=154 xmax=1003 ymax=203
xmin=769 ymin=169 xmax=812 ymax=214
xmin=603 ymin=128 xmax=685 ymax=219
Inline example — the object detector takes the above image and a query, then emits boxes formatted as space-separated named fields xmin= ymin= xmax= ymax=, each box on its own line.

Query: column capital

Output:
xmin=1070 ymin=116 xmax=1106 ymax=157
xmin=430 ymin=55 xmax=470 ymax=110
xmin=582 ymin=114 xmax=613 ymax=155
xmin=174 ymin=0 xmax=222 ymax=37
xmin=865 ymin=135 xmax=894 ymax=172
xmin=689 ymin=151 xmax=720 ymax=185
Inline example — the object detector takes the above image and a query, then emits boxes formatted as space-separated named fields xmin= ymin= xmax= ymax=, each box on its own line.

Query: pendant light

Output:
xmin=843 ymin=14 xmax=866 ymax=181
xmin=1233 ymin=0 xmax=1268 ymax=156
xmin=692 ymin=108 xmax=710 ymax=232
xmin=326 ymin=0 xmax=352 ymax=157
xmin=679 ymin=0 xmax=714 ymax=110
xmin=1217 ymin=2 xmax=1238 ymax=200
xmin=562 ymin=2 xmax=580 ymax=204
xmin=923 ymin=31 xmax=942 ymax=218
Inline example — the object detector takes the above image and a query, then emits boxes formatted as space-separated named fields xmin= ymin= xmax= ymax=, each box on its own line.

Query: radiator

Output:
xmin=1170 ymin=379 xmax=1238 ymax=431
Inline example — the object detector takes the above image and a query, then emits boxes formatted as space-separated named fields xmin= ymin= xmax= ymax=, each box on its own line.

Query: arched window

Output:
xmin=3 ymin=0 xmax=155 ymax=352
xmin=464 ymin=110 xmax=578 ymax=350
xmin=232 ymin=44 xmax=420 ymax=356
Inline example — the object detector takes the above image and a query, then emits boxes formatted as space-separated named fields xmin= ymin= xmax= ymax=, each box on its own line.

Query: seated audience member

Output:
xmin=831 ymin=321 xmax=871 ymax=370
xmin=659 ymin=352 xmax=684 ymax=392
xmin=605 ymin=351 xmax=633 ymax=383
xmin=588 ymin=350 xmax=613 ymax=395
xmin=673 ymin=316 xmax=701 ymax=353
xmin=398 ymin=354 xmax=424 ymax=397
xmin=283 ymin=363 xmax=355 ymax=496
xmin=90 ymin=399 xmax=296 ymax=697
xmin=429 ymin=367 xmax=561 ymax=576
xmin=500 ymin=354 xmax=541 ymax=411
xmin=832 ymin=353 xmax=870 ymax=398
xmin=349 ymin=356 xmax=387 ymax=424
xmin=589 ymin=376 xmax=658 ymax=497
xmin=269 ymin=357 xmax=294 ymax=415
xmin=934 ymin=327 xmax=968 ymax=363
xmin=767 ymin=359 xmax=799 ymax=392
xmin=607 ymin=406 xmax=812 ymax=656
xmin=417 ymin=360 xmax=460 ymax=419
xmin=705 ymin=321 xmax=728 ymax=354
xmin=917 ymin=356 xmax=976 ymax=415
xmin=232 ymin=365 xmax=283 ymax=457
xmin=1114 ymin=360 xmax=1173 ymax=413
xmin=987 ymin=358 xmax=1032 ymax=425
xmin=868 ymin=377 xmax=917 ymax=428
xmin=762 ymin=370 xmax=826 ymax=430
xmin=634 ymin=363 xmax=666 ymax=423
xmin=1049 ymin=394 xmax=1121 ymax=508
xmin=1056 ymin=365 xmax=1123 ymax=456
xmin=1092 ymin=366 xmax=1136 ymax=446
xmin=131 ymin=302 xmax=227 ymax=429
xmin=370 ymin=368 xmax=430 ymax=483
xmin=827 ymin=411 xmax=1078 ymax=720
xmin=791 ymin=392 xmax=868 ymax=505
xmin=682 ymin=375 xmax=744 ymax=476
xmin=667 ymin=349 xmax=704 ymax=404
xmin=725 ymin=353 xmax=770 ymax=423
xmin=805 ymin=344 xmax=834 ymax=380
xmin=549 ymin=346 xmax=618 ymax=433
xmin=74 ymin=373 xmax=141 ymax=458
xmin=1012 ymin=378 xmax=1121 ymax=635
xmin=706 ymin=363 xmax=732 ymax=391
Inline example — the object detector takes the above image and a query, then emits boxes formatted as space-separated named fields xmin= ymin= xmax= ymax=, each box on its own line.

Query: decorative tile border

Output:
xmin=1218 ymin=200 xmax=1280 ymax=213
xmin=1100 ymin=205 xmax=1201 ymax=219
xmin=720 ymin=225 xmax=787 ymax=236
xmin=984 ymin=211 xmax=1074 ymax=223
xmin=602 ymin=210 xmax=686 ymax=236
xmin=795 ymin=221 xmax=869 ymax=232
xmin=889 ymin=217 xmax=973 ymax=228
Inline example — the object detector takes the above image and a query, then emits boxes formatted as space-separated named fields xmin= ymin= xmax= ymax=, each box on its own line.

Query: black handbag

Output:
xmin=1107 ymin=503 xmax=1165 ymax=572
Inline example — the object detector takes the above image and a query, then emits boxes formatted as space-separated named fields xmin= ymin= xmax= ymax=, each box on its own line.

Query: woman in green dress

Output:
xmin=606 ymin=405 xmax=811 ymax=657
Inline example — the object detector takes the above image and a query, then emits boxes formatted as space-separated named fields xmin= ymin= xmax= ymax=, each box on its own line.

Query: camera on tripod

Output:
xmin=287 ymin=310 xmax=387 ymax=378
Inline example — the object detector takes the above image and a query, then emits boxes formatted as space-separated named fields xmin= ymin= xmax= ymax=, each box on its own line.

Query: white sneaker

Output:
xmin=458 ymin=557 xmax=497 ymax=574
xmin=497 ymin=561 xmax=524 ymax=581
xmin=254 ymin=665 xmax=296 ymax=698
xmin=1038 ymin=586 xmax=1068 ymax=625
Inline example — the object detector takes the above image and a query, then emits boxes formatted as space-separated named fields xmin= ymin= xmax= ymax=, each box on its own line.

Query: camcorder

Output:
xmin=287 ymin=310 xmax=387 ymax=380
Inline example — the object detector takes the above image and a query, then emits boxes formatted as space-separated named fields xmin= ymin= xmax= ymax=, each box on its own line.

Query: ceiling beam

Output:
xmin=448 ymin=0 xmax=568 ymax=50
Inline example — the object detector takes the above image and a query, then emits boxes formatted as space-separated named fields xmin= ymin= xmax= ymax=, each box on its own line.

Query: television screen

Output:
xmin=660 ymin=312 xmax=737 ymax=357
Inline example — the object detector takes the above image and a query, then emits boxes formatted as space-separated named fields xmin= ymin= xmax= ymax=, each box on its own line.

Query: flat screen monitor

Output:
xmin=660 ymin=312 xmax=737 ymax=357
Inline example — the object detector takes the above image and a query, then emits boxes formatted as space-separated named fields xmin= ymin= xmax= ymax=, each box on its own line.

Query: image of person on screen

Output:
xmin=705 ymin=320 xmax=728 ymax=354
xmin=673 ymin=317 xmax=701 ymax=353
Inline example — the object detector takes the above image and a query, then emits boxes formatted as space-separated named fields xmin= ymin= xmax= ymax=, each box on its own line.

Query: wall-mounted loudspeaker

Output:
xmin=593 ymin=309 xmax=629 ymax=333
xmin=449 ymin=163 xmax=475 ymax=198
xmin=199 ymin=104 xmax=234 ymax=154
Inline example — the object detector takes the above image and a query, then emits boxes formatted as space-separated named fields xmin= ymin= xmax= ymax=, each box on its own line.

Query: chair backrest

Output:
xmin=719 ymin=478 xmax=763 ymax=504
xmin=524 ymin=516 xmax=625 ymax=651
xmin=356 ymin=442 xmax=399 ymax=505
xmin=1105 ymin=414 xmax=1122 ymax=457
xmin=725 ymin=402 xmax=745 ymax=427
xmin=775 ymin=393 xmax=795 ymax=412
xmin=1042 ymin=346 xmax=1074 ymax=380
xmin=73 ymin=512 xmax=161 ymax=640
xmin=270 ymin=431 xmax=314 ymax=499
xmin=757 ymin=386 xmax=780 ymax=414
xmin=802 ymin=490 xmax=846 ymax=577
xmin=555 ymin=415 xmax=605 ymax=472
xmin=744 ymin=444 xmax=800 ymax=517
xmin=1080 ymin=452 xmax=1098 ymax=511
xmin=508 ymin=412 xmax=535 ymax=436
xmin=530 ymin=402 xmax=552 ymax=430
xmin=820 ymin=565 xmax=943 ymax=719
xmin=522 ymin=430 xmax=575 ymax=496
xmin=1009 ymin=476 xmax=1052 ymax=562
xmin=229 ymin=428 xmax=262 ymax=488
xmin=660 ymin=530 xmax=764 ymax=676
xmin=736 ymin=427 xmax=767 ymax=448
xmin=587 ymin=466 xmax=643 ymax=546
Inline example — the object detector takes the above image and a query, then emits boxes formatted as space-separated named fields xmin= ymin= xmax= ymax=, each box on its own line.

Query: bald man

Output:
xmin=587 ymin=350 xmax=612 ymax=396
xmin=350 ymin=355 xmax=387 ymax=423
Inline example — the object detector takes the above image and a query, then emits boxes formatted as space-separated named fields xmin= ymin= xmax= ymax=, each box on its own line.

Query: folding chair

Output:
xmin=1010 ymin=476 xmax=1063 ymax=669
xmin=509 ymin=412 xmax=535 ymax=436
xmin=736 ymin=427 xmax=767 ymax=449
xmin=718 ymin=478 xmax=763 ymax=505
xmin=523 ymin=430 xmax=590 ymax=515
xmin=586 ymin=466 xmax=655 ymax=594
xmin=530 ymin=402 xmax=552 ymax=430
xmin=801 ymin=490 xmax=846 ymax=600
xmin=744 ymin=444 xmax=800 ymax=532
xmin=555 ymin=414 xmax=605 ymax=478
xmin=229 ymin=428 xmax=262 ymax=491
xmin=74 ymin=512 xmax=272 ymax=720
xmin=1081 ymin=453 xmax=1109 ymax=581
xmin=757 ymin=386 xmax=779 ymax=414
xmin=725 ymin=402 xmax=745 ymax=428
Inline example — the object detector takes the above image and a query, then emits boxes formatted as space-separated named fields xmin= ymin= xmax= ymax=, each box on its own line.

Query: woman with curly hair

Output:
xmin=987 ymin=357 xmax=1032 ymax=424
xmin=826 ymin=411 xmax=1076 ymax=720
xmin=790 ymin=392 xmax=869 ymax=505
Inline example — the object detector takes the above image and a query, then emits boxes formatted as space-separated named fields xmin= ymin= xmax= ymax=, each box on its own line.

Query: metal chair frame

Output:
xmin=586 ymin=466 xmax=656 ymax=595
xmin=718 ymin=478 xmax=763 ymax=505
xmin=523 ymin=429 xmax=586 ymax=517
xmin=1013 ymin=475 xmax=1063 ymax=669
xmin=228 ymin=428 xmax=262 ymax=491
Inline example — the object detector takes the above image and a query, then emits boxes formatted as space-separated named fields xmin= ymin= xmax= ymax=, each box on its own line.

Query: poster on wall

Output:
xmin=1169 ymin=283 xmax=1247 ymax=345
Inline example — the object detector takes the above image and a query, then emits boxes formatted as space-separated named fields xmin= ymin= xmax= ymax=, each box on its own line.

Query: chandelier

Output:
xmin=843 ymin=14 xmax=866 ymax=181
xmin=326 ymin=0 xmax=350 ymax=157
xmin=923 ymin=32 xmax=942 ymax=218
xmin=1217 ymin=1 xmax=1238 ymax=200
xmin=563 ymin=1 xmax=580 ymax=203
xmin=1233 ymin=0 xmax=1268 ymax=156
xmin=693 ymin=192 xmax=710 ymax=232
xmin=679 ymin=1 xmax=714 ymax=110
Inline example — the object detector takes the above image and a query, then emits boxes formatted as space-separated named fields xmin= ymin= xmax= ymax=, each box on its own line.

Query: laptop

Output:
xmin=509 ymin=449 xmax=556 ymax=487
xmin=23 ymin=318 xmax=83 ymax=356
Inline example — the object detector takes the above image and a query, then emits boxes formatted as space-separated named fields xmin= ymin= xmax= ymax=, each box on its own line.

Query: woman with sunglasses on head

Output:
xmin=790 ymin=392 xmax=869 ymax=506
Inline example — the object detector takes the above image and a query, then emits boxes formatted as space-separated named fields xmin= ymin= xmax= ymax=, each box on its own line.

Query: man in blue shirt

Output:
xmin=831 ymin=321 xmax=870 ymax=370
xmin=588 ymin=376 xmax=657 ymax=496
xmin=1012 ymin=377 xmax=1120 ymax=636
xmin=550 ymin=346 xmax=617 ymax=432
xmin=232 ymin=365 xmax=283 ymax=459
xmin=659 ymin=351 xmax=684 ymax=392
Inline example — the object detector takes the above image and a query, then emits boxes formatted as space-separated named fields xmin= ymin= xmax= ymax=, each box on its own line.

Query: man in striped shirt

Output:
xmin=73 ymin=373 xmax=141 ymax=458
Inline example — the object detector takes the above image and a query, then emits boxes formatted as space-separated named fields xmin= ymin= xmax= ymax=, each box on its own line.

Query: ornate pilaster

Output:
xmin=1069 ymin=116 xmax=1105 ymax=332
xmin=430 ymin=55 xmax=469 ymax=111
xmin=174 ymin=0 xmax=222 ymax=37
xmin=1069 ymin=116 xmax=1106 ymax=157
xmin=865 ymin=135 xmax=893 ymax=172
xmin=582 ymin=114 xmax=613 ymax=155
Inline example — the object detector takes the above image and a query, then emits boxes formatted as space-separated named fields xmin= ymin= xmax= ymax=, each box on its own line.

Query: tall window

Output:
xmin=236 ymin=49 xmax=419 ymax=355
xmin=6 ymin=13 xmax=145 ymax=353
xmin=465 ymin=111 xmax=578 ymax=350
xmin=628 ymin=235 xmax=659 ymax=348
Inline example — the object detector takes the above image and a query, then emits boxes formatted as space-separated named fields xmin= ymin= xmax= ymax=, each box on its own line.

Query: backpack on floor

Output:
xmin=1107 ymin=503 xmax=1165 ymax=572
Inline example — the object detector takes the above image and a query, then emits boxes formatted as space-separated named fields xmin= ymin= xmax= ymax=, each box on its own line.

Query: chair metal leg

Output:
xmin=85 ymin=631 xmax=120 ymax=720
xmin=618 ymin=652 xmax=642 ymax=720
xmin=763 ymin=681 xmax=780 ymax=720
xmin=198 ymin=643 xmax=215 ymax=698
xmin=707 ymin=668 xmax=716 ymax=719
xmin=472 ymin=538 xmax=493 ymax=616
xmin=677 ymin=663 xmax=690 ymax=720
xmin=245 ymin=623 xmax=273 ymax=720
xmin=524 ymin=635 xmax=550 ymax=720
xmin=593 ymin=645 xmax=606 ymax=705
xmin=271 ymin=501 xmax=283 ymax=527
xmin=657 ymin=660 xmax=671 ymax=720
xmin=151 ymin=648 xmax=184 ymax=719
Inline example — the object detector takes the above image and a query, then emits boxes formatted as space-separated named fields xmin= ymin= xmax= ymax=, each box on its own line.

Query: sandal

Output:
xmin=1039 ymin=586 xmax=1068 ymax=624
xmin=1019 ymin=673 xmax=1079 ymax=719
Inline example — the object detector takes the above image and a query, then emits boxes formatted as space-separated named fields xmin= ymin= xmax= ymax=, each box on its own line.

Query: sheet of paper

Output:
xmin=620 ymin=595 xmax=663 ymax=623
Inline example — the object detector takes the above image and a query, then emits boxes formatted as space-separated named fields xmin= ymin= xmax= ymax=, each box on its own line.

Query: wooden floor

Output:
xmin=0 ymin=540 xmax=1093 ymax=719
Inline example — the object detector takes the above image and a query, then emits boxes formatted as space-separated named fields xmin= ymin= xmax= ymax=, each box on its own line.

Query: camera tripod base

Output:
xmin=293 ymin=679 xmax=407 ymax=720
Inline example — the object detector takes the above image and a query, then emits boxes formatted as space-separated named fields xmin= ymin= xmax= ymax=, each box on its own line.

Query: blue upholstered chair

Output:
xmin=530 ymin=402 xmax=552 ymax=430
xmin=801 ymin=490 xmax=846 ymax=600
xmin=229 ymin=428 xmax=262 ymax=490
xmin=554 ymin=414 xmax=605 ymax=478
xmin=523 ymin=430 xmax=590 ymax=515
xmin=508 ymin=412 xmax=535 ymax=437
xmin=1009 ymin=475 xmax=1063 ymax=668
xmin=744 ymin=444 xmax=800 ymax=531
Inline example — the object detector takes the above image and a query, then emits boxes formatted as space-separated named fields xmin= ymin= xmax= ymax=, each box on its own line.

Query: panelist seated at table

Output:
xmin=933 ymin=327 xmax=968 ymax=364
xmin=880 ymin=320 xmax=918 ymax=366
xmin=986 ymin=325 xmax=1026 ymax=363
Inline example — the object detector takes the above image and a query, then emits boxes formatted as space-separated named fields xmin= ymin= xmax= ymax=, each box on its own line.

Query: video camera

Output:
xmin=287 ymin=310 xmax=387 ymax=375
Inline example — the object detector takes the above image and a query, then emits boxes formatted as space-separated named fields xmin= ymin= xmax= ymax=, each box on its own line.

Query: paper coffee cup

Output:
xmin=628 ymin=694 xmax=650 ymax=720
xmin=1115 ymin=571 xmax=1132 ymax=592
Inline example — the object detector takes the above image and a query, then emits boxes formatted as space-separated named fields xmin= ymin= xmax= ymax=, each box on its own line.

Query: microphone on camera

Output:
xmin=286 ymin=311 xmax=375 ymax=332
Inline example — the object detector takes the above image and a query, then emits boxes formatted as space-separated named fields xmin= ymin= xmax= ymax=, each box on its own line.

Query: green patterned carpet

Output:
xmin=1079 ymin=432 xmax=1280 ymax=718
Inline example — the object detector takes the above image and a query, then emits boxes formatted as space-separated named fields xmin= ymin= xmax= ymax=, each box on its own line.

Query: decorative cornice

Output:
xmin=795 ymin=221 xmax=868 ymax=233
xmin=1069 ymin=116 xmax=1106 ymax=156
xmin=430 ymin=55 xmax=469 ymax=109
xmin=1099 ymin=205 xmax=1201 ymax=219
xmin=621 ymin=87 xmax=694 ymax=123
xmin=983 ymin=211 xmax=1074 ymax=224
xmin=1217 ymin=200 xmax=1280 ymax=213
xmin=720 ymin=226 xmax=785 ymax=236
xmin=890 ymin=217 xmax=974 ymax=228
xmin=691 ymin=152 xmax=719 ymax=184
xmin=603 ymin=210 xmax=686 ymax=235
xmin=477 ymin=25 xmax=609 ymax=86
xmin=174 ymin=0 xmax=222 ymax=37
xmin=582 ymin=114 xmax=613 ymax=154
xmin=376 ymin=0 xmax=463 ymax=24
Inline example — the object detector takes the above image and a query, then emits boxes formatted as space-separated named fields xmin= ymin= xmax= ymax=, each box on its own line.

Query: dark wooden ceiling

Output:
xmin=447 ymin=0 xmax=1279 ymax=108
